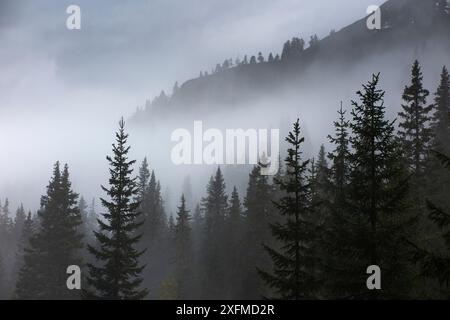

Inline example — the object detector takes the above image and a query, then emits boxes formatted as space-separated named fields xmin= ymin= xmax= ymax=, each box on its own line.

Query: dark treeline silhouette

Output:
xmin=1 ymin=60 xmax=450 ymax=300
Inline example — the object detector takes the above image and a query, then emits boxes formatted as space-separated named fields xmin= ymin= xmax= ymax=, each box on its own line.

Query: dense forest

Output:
xmin=1 ymin=59 xmax=449 ymax=299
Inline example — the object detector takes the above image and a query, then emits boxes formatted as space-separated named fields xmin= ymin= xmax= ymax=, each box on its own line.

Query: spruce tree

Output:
xmin=242 ymin=166 xmax=276 ymax=298
xmin=427 ymin=66 xmax=450 ymax=221
xmin=85 ymin=118 xmax=147 ymax=300
xmin=323 ymin=104 xmax=352 ymax=298
xmin=258 ymin=119 xmax=318 ymax=299
xmin=13 ymin=204 xmax=26 ymax=243
xmin=398 ymin=60 xmax=433 ymax=178
xmin=174 ymin=194 xmax=192 ymax=299
xmin=12 ymin=212 xmax=33 ymax=297
xmin=345 ymin=74 xmax=414 ymax=298
xmin=225 ymin=186 xmax=244 ymax=298
xmin=200 ymin=167 xmax=228 ymax=298
xmin=136 ymin=158 xmax=168 ymax=299
xmin=15 ymin=162 xmax=83 ymax=299
xmin=411 ymin=114 xmax=450 ymax=297
xmin=431 ymin=66 xmax=450 ymax=155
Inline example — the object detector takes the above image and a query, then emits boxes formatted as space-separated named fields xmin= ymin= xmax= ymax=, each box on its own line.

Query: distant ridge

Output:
xmin=132 ymin=0 xmax=450 ymax=124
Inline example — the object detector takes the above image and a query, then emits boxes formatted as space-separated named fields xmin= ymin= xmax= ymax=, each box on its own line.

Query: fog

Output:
xmin=0 ymin=0 xmax=441 ymax=215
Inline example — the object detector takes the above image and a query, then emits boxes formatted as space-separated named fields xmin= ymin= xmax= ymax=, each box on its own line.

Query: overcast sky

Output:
xmin=0 ymin=0 xmax=385 ymax=111
xmin=0 ymin=0 xmax=386 ymax=211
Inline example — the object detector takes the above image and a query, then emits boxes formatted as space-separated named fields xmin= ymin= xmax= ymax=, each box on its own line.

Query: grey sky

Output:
xmin=0 ymin=0 xmax=386 ymax=211
xmin=0 ymin=0 xmax=385 ymax=106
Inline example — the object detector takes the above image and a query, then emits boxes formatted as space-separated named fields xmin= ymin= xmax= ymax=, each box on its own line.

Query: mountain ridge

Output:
xmin=132 ymin=0 xmax=450 ymax=124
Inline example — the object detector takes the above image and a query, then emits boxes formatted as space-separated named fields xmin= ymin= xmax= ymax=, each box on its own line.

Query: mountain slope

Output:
xmin=132 ymin=0 xmax=450 ymax=124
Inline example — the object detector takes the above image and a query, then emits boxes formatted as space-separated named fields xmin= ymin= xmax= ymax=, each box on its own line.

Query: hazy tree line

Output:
xmin=0 ymin=60 xmax=449 ymax=299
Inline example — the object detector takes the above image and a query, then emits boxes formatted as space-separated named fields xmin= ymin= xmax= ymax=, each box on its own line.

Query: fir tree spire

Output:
xmin=259 ymin=119 xmax=318 ymax=299
xmin=85 ymin=118 xmax=147 ymax=300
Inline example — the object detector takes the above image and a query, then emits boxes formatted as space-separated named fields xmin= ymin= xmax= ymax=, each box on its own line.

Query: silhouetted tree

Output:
xmin=85 ymin=118 xmax=147 ymax=300
xmin=16 ymin=162 xmax=83 ymax=299
xmin=259 ymin=119 xmax=319 ymax=299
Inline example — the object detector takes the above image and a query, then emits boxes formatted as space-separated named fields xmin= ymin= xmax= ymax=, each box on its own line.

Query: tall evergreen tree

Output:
xmin=322 ymin=104 xmax=352 ymax=298
xmin=15 ymin=162 xmax=83 ymax=299
xmin=12 ymin=211 xmax=33 ymax=296
xmin=427 ymin=66 xmax=450 ymax=218
xmin=136 ymin=158 xmax=168 ymax=299
xmin=259 ymin=119 xmax=318 ymax=299
xmin=200 ymin=167 xmax=228 ymax=298
xmin=344 ymin=74 xmax=414 ymax=298
xmin=85 ymin=118 xmax=147 ymax=300
xmin=224 ymin=186 xmax=244 ymax=298
xmin=398 ymin=60 xmax=433 ymax=178
xmin=242 ymin=166 xmax=276 ymax=298
xmin=411 ymin=115 xmax=450 ymax=297
xmin=431 ymin=66 xmax=450 ymax=155
xmin=174 ymin=194 xmax=192 ymax=299
xmin=13 ymin=204 xmax=26 ymax=243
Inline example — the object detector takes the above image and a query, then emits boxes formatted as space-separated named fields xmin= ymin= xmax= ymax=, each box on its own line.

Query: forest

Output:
xmin=0 ymin=59 xmax=449 ymax=300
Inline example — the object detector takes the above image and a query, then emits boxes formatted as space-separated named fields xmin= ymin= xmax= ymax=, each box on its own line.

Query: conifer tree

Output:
xmin=174 ymin=194 xmax=192 ymax=299
xmin=427 ymin=66 xmax=450 ymax=216
xmin=136 ymin=158 xmax=167 ymax=299
xmin=85 ymin=118 xmax=147 ymax=300
xmin=322 ymin=104 xmax=352 ymax=298
xmin=411 ymin=117 xmax=450 ymax=296
xmin=191 ymin=204 xmax=204 ymax=299
xmin=281 ymin=40 xmax=291 ymax=60
xmin=259 ymin=119 xmax=318 ymax=299
xmin=431 ymin=66 xmax=450 ymax=155
xmin=15 ymin=162 xmax=83 ymax=299
xmin=344 ymin=74 xmax=413 ymax=298
xmin=12 ymin=212 xmax=33 ymax=296
xmin=398 ymin=60 xmax=433 ymax=178
xmin=13 ymin=204 xmax=26 ymax=243
xmin=225 ymin=186 xmax=244 ymax=298
xmin=200 ymin=167 xmax=228 ymax=298
xmin=242 ymin=166 xmax=276 ymax=298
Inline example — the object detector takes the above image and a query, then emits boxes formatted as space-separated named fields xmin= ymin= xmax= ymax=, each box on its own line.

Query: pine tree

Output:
xmin=431 ymin=66 xmax=450 ymax=155
xmin=191 ymin=203 xmax=204 ymax=299
xmin=327 ymin=104 xmax=350 ymax=200
xmin=242 ymin=166 xmax=276 ymax=298
xmin=200 ymin=167 xmax=228 ymax=298
xmin=281 ymin=40 xmax=291 ymax=60
xmin=259 ymin=119 xmax=318 ymax=299
xmin=427 ymin=66 xmax=450 ymax=222
xmin=411 ymin=117 xmax=450 ymax=296
xmin=311 ymin=145 xmax=331 ymax=215
xmin=398 ymin=60 xmax=433 ymax=178
xmin=136 ymin=158 xmax=167 ymax=299
xmin=13 ymin=204 xmax=26 ymax=242
xmin=12 ymin=211 xmax=33 ymax=297
xmin=0 ymin=198 xmax=13 ymax=294
xmin=15 ymin=162 xmax=83 ymax=299
xmin=174 ymin=194 xmax=192 ymax=299
xmin=85 ymin=118 xmax=147 ymax=300
xmin=344 ymin=74 xmax=414 ymax=298
xmin=322 ymin=104 xmax=352 ymax=298
xmin=224 ymin=186 xmax=244 ymax=298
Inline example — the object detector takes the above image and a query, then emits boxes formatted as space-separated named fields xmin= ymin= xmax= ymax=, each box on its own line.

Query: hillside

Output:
xmin=132 ymin=0 xmax=450 ymax=124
